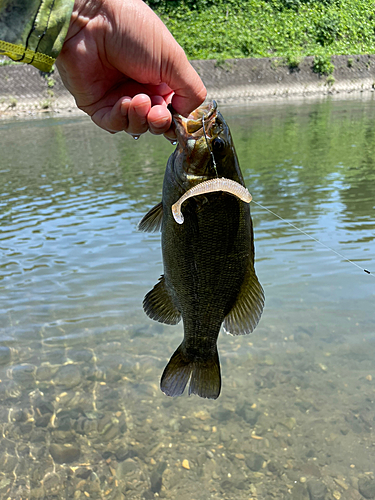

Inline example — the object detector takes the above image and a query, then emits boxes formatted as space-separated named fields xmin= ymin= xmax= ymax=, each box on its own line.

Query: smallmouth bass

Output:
xmin=139 ymin=101 xmax=264 ymax=399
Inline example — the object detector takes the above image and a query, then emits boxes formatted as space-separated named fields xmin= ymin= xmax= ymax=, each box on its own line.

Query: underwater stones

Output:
xmin=117 ymin=458 xmax=138 ymax=479
xmin=292 ymin=483 xmax=309 ymax=500
xmin=42 ymin=472 xmax=63 ymax=496
xmin=67 ymin=349 xmax=94 ymax=363
xmin=235 ymin=402 xmax=260 ymax=425
xmin=49 ymin=443 xmax=81 ymax=464
xmin=0 ymin=346 xmax=11 ymax=365
xmin=267 ymin=460 xmax=282 ymax=475
xmin=150 ymin=461 xmax=167 ymax=493
xmin=245 ymin=452 xmax=265 ymax=472
xmin=0 ymin=452 xmax=18 ymax=473
xmin=11 ymin=363 xmax=36 ymax=388
xmin=115 ymin=446 xmax=130 ymax=462
xmin=307 ymin=479 xmax=327 ymax=500
xmin=29 ymin=484 xmax=45 ymax=499
xmin=211 ymin=406 xmax=233 ymax=422
xmin=358 ymin=477 xmax=375 ymax=499
xmin=75 ymin=415 xmax=97 ymax=435
xmin=53 ymin=364 xmax=82 ymax=388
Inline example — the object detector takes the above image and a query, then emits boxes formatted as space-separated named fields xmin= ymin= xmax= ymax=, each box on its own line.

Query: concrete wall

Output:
xmin=1 ymin=54 xmax=375 ymax=116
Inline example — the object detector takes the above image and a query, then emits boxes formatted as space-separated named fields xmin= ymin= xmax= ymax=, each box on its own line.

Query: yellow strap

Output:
xmin=0 ymin=40 xmax=55 ymax=72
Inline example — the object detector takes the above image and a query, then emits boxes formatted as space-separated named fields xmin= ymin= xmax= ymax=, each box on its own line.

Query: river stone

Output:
xmin=358 ymin=477 xmax=375 ymax=499
xmin=36 ymin=365 xmax=54 ymax=382
xmin=245 ymin=452 xmax=265 ymax=472
xmin=150 ymin=462 xmax=167 ymax=493
xmin=54 ymin=364 xmax=81 ymax=388
xmin=0 ymin=346 xmax=11 ymax=365
xmin=143 ymin=491 xmax=155 ymax=500
xmin=29 ymin=484 xmax=45 ymax=499
xmin=43 ymin=472 xmax=63 ymax=496
xmin=35 ymin=399 xmax=54 ymax=415
xmin=115 ymin=445 xmax=129 ymax=462
xmin=117 ymin=458 xmax=138 ymax=479
xmin=35 ymin=414 xmax=51 ymax=428
xmin=49 ymin=443 xmax=80 ymax=464
xmin=292 ymin=483 xmax=309 ymax=500
xmin=12 ymin=363 xmax=36 ymax=387
xmin=267 ymin=460 xmax=282 ymax=475
xmin=307 ymin=479 xmax=327 ymax=500
xmin=211 ymin=406 xmax=233 ymax=422
xmin=236 ymin=402 xmax=260 ymax=425
xmin=67 ymin=349 xmax=93 ymax=363
xmin=0 ymin=453 xmax=18 ymax=473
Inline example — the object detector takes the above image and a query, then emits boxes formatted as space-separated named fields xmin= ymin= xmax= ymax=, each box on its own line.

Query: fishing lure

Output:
xmin=171 ymin=178 xmax=252 ymax=224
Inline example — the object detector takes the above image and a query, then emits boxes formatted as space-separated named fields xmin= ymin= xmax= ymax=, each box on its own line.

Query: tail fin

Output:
xmin=160 ymin=344 xmax=221 ymax=399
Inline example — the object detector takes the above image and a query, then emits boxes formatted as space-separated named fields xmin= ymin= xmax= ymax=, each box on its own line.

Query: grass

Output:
xmin=146 ymin=0 xmax=375 ymax=66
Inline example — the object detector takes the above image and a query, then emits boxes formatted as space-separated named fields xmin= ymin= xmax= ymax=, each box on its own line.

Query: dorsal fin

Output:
xmin=138 ymin=202 xmax=163 ymax=232
xmin=223 ymin=269 xmax=264 ymax=335
xmin=143 ymin=275 xmax=181 ymax=325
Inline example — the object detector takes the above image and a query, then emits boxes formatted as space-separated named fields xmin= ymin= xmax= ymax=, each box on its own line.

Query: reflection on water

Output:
xmin=0 ymin=98 xmax=374 ymax=499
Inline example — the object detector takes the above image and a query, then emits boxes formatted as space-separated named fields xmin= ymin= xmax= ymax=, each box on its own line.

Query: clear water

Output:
xmin=0 ymin=98 xmax=374 ymax=500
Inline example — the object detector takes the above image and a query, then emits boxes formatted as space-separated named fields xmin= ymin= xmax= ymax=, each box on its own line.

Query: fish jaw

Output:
xmin=171 ymin=100 xmax=218 ymax=141
xmin=169 ymin=101 xmax=219 ymax=181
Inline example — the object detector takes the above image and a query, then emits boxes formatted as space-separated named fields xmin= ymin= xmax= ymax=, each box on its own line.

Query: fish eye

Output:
xmin=212 ymin=137 xmax=225 ymax=152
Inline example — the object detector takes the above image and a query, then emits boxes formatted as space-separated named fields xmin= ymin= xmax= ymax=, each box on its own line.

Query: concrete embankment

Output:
xmin=1 ymin=54 xmax=375 ymax=117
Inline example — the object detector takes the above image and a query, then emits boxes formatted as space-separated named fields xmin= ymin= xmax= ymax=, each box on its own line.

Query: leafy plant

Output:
xmin=315 ymin=16 xmax=340 ymax=46
xmin=313 ymin=54 xmax=334 ymax=75
xmin=286 ymin=51 xmax=303 ymax=68
xmin=145 ymin=0 xmax=375 ymax=62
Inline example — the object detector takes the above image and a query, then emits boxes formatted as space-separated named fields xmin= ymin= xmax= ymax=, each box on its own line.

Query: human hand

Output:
xmin=56 ymin=0 xmax=206 ymax=140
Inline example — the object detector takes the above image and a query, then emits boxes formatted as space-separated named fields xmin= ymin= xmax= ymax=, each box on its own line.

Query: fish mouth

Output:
xmin=169 ymin=100 xmax=218 ymax=144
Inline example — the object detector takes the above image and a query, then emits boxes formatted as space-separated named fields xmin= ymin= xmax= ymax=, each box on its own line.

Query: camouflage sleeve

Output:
xmin=0 ymin=0 xmax=74 ymax=72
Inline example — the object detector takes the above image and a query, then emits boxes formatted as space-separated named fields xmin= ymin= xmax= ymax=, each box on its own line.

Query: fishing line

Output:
xmin=251 ymin=200 xmax=373 ymax=277
xmin=202 ymin=115 xmax=219 ymax=178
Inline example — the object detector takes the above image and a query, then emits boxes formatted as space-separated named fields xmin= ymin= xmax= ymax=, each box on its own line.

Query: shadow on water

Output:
xmin=0 ymin=98 xmax=374 ymax=499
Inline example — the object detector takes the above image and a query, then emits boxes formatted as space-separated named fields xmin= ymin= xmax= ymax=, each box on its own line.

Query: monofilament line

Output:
xmin=202 ymin=114 xmax=219 ymax=178
xmin=252 ymin=200 xmax=373 ymax=277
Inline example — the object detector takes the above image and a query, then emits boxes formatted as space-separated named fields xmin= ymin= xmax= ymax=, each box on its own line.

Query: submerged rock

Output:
xmin=245 ymin=452 xmax=265 ymax=472
xmin=54 ymin=364 xmax=81 ymax=388
xmin=49 ymin=443 xmax=80 ymax=464
xmin=359 ymin=477 xmax=375 ymax=499
xmin=307 ymin=479 xmax=327 ymax=500
xmin=0 ymin=346 xmax=11 ymax=365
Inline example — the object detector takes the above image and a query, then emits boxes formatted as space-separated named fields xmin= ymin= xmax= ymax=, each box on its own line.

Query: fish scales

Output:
xmin=139 ymin=100 xmax=264 ymax=399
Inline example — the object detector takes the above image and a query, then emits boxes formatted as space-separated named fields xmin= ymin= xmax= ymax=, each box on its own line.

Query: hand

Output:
xmin=56 ymin=0 xmax=206 ymax=139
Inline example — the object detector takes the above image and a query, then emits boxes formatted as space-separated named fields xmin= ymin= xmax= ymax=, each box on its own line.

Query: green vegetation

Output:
xmin=146 ymin=0 xmax=375 ymax=65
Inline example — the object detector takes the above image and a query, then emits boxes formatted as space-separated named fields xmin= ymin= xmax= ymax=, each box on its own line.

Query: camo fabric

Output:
xmin=0 ymin=0 xmax=74 ymax=72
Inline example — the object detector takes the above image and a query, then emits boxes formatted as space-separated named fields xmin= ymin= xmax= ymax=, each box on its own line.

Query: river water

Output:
xmin=0 ymin=98 xmax=374 ymax=500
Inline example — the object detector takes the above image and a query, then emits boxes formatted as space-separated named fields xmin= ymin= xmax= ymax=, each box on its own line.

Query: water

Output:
xmin=0 ymin=98 xmax=374 ymax=499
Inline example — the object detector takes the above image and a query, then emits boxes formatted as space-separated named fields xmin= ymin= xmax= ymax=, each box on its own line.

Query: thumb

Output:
xmin=163 ymin=46 xmax=207 ymax=117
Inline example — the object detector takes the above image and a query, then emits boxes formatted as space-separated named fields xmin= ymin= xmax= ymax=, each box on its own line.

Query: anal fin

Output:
xmin=138 ymin=202 xmax=163 ymax=232
xmin=223 ymin=269 xmax=265 ymax=335
xmin=143 ymin=275 xmax=181 ymax=325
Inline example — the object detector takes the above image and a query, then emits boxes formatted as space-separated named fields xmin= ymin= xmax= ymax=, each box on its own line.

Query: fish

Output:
xmin=138 ymin=100 xmax=264 ymax=399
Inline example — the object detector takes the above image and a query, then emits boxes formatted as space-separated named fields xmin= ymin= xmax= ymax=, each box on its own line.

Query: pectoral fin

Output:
xmin=138 ymin=202 xmax=163 ymax=232
xmin=143 ymin=275 xmax=181 ymax=325
xmin=223 ymin=269 xmax=265 ymax=335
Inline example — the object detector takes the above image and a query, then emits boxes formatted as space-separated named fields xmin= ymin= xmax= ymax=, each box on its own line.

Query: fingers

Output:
xmin=162 ymin=47 xmax=207 ymax=118
xmin=147 ymin=96 xmax=172 ymax=136
xmin=89 ymin=93 xmax=175 ymax=138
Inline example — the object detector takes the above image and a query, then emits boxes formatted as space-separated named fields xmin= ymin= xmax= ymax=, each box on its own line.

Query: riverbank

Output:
xmin=1 ymin=54 xmax=375 ymax=118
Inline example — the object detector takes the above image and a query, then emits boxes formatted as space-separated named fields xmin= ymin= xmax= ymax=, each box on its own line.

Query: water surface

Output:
xmin=0 ymin=98 xmax=374 ymax=500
